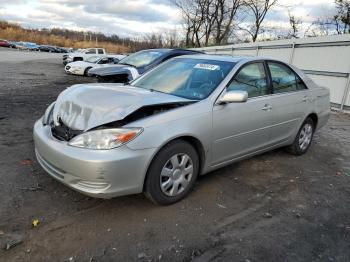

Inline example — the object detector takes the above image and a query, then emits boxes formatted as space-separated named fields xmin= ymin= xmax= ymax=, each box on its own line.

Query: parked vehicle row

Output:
xmin=35 ymin=52 xmax=330 ymax=205
xmin=0 ymin=39 xmax=16 ymax=48
xmin=64 ymin=48 xmax=203 ymax=82
xmin=0 ymin=39 xmax=70 ymax=52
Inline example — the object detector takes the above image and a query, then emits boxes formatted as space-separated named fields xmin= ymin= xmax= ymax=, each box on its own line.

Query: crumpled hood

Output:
xmin=52 ymin=83 xmax=190 ymax=131
xmin=89 ymin=64 xmax=140 ymax=79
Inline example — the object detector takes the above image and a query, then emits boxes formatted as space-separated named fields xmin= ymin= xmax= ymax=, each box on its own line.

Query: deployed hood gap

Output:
xmin=93 ymin=102 xmax=195 ymax=129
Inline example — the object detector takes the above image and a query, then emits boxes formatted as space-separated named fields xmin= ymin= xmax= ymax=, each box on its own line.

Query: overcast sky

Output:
xmin=0 ymin=0 xmax=336 ymax=37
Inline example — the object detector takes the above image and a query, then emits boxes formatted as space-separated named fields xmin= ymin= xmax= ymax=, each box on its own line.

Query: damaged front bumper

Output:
xmin=33 ymin=120 xmax=157 ymax=198
xmin=64 ymin=66 xmax=83 ymax=75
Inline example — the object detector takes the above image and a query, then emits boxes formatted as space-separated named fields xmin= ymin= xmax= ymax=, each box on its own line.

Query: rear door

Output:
xmin=212 ymin=61 xmax=274 ymax=166
xmin=266 ymin=61 xmax=311 ymax=145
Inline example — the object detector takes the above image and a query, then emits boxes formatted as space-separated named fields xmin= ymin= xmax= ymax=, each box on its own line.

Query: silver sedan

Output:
xmin=34 ymin=55 xmax=330 ymax=205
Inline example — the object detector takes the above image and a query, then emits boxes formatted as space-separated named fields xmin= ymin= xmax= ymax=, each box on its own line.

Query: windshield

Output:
xmin=131 ymin=58 xmax=235 ymax=100
xmin=118 ymin=50 xmax=167 ymax=68
xmin=85 ymin=56 xmax=101 ymax=63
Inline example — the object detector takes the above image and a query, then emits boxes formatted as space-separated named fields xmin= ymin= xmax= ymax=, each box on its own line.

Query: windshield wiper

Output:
xmin=149 ymin=89 xmax=168 ymax=95
xmin=119 ymin=62 xmax=136 ymax=68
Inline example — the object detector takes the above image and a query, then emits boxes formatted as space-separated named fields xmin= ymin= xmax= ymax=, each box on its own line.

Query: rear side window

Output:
xmin=227 ymin=62 xmax=268 ymax=98
xmin=98 ymin=49 xmax=104 ymax=54
xmin=268 ymin=62 xmax=306 ymax=93
xmin=86 ymin=49 xmax=96 ymax=54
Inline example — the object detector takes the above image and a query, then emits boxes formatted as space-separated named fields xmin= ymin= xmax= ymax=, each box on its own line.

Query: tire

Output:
xmin=84 ymin=67 xmax=92 ymax=76
xmin=288 ymin=117 xmax=315 ymax=155
xmin=144 ymin=140 xmax=199 ymax=205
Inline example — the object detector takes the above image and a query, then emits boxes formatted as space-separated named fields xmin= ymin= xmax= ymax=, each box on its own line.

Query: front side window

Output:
xmin=98 ymin=49 xmax=104 ymax=54
xmin=268 ymin=62 xmax=306 ymax=93
xmin=98 ymin=58 xmax=109 ymax=64
xmin=227 ymin=62 xmax=268 ymax=98
xmin=131 ymin=58 xmax=235 ymax=100
xmin=85 ymin=56 xmax=100 ymax=63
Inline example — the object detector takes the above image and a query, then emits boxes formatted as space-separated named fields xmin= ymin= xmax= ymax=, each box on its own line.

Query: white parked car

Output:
xmin=64 ymin=55 xmax=125 ymax=76
xmin=63 ymin=48 xmax=107 ymax=65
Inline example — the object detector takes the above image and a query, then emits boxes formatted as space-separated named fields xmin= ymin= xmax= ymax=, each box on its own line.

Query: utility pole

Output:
xmin=96 ymin=36 xmax=98 ymax=46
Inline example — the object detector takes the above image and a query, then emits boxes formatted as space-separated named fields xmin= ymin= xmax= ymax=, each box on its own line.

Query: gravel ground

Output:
xmin=0 ymin=49 xmax=349 ymax=262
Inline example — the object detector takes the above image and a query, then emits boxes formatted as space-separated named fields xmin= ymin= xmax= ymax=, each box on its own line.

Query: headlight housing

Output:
xmin=42 ymin=102 xmax=55 ymax=126
xmin=68 ymin=128 xmax=143 ymax=150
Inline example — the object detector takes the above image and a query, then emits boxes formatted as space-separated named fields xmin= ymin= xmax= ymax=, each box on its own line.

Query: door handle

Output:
xmin=261 ymin=104 xmax=272 ymax=111
xmin=302 ymin=96 xmax=309 ymax=102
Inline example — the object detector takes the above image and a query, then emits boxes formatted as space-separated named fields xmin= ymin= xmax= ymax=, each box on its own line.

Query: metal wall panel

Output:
xmin=292 ymin=46 xmax=350 ymax=72
xmin=307 ymin=75 xmax=347 ymax=104
xmin=232 ymin=49 xmax=257 ymax=56
xmin=258 ymin=48 xmax=291 ymax=62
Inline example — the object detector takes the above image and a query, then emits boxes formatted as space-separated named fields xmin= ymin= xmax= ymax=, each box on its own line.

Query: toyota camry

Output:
xmin=34 ymin=55 xmax=330 ymax=205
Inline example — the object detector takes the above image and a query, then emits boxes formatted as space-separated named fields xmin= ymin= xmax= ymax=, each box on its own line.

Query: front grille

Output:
xmin=63 ymin=54 xmax=68 ymax=59
xmin=51 ymin=120 xmax=82 ymax=141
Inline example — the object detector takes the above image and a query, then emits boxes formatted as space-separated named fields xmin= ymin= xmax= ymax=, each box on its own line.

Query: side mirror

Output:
xmin=217 ymin=90 xmax=248 ymax=104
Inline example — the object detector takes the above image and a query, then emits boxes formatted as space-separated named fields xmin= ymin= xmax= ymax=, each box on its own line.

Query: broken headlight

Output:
xmin=42 ymin=102 xmax=55 ymax=126
xmin=68 ymin=128 xmax=143 ymax=150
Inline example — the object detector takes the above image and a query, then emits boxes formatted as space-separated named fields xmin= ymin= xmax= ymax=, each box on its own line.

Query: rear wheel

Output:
xmin=288 ymin=117 xmax=315 ymax=155
xmin=144 ymin=140 xmax=199 ymax=205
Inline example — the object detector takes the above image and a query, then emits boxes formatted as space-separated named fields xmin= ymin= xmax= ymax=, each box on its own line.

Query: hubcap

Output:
xmin=299 ymin=123 xmax=313 ymax=151
xmin=160 ymin=153 xmax=193 ymax=197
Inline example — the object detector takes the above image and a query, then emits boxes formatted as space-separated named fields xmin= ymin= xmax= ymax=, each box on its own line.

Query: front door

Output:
xmin=211 ymin=62 xmax=274 ymax=166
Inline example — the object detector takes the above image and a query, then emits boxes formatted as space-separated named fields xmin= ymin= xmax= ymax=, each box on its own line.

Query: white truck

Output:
xmin=63 ymin=48 xmax=107 ymax=65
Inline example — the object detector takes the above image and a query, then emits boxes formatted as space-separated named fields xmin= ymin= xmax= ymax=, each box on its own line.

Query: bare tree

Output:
xmin=213 ymin=0 xmax=243 ymax=44
xmin=287 ymin=10 xmax=302 ymax=38
xmin=173 ymin=0 xmax=243 ymax=47
xmin=174 ymin=0 xmax=204 ymax=47
xmin=162 ymin=29 xmax=182 ymax=47
xmin=306 ymin=0 xmax=349 ymax=37
xmin=334 ymin=0 xmax=350 ymax=34
xmin=304 ymin=18 xmax=335 ymax=37
xmin=240 ymin=0 xmax=278 ymax=42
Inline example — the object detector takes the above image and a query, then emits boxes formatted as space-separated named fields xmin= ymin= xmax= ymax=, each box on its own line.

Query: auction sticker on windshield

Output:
xmin=194 ymin=64 xmax=220 ymax=70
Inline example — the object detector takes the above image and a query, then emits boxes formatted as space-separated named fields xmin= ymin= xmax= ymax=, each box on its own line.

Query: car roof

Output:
xmin=138 ymin=48 xmax=203 ymax=54
xmin=173 ymin=54 xmax=259 ymax=63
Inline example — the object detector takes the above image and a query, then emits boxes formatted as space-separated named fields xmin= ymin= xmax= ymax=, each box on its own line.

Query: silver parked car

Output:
xmin=34 ymin=55 xmax=330 ymax=205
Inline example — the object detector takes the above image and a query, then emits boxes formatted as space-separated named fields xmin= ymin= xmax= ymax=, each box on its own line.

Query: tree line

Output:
xmin=172 ymin=0 xmax=350 ymax=47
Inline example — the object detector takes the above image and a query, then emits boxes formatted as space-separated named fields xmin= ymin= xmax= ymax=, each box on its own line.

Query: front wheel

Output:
xmin=84 ymin=67 xmax=92 ymax=76
xmin=144 ymin=140 xmax=199 ymax=205
xmin=288 ymin=117 xmax=315 ymax=155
